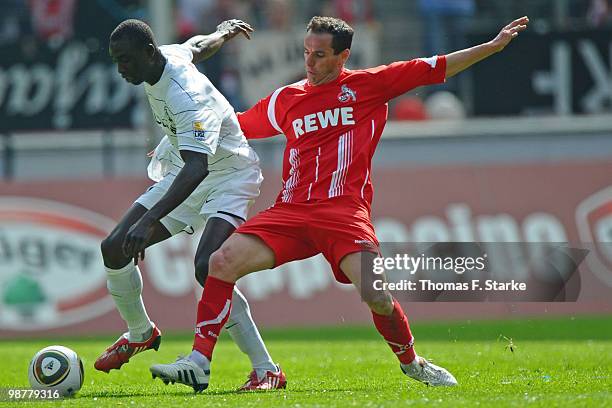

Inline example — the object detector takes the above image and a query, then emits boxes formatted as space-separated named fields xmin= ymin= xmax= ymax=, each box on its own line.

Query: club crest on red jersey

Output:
xmin=338 ymin=84 xmax=357 ymax=103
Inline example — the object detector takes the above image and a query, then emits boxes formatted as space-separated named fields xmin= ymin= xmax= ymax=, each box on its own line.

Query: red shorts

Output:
xmin=236 ymin=195 xmax=379 ymax=283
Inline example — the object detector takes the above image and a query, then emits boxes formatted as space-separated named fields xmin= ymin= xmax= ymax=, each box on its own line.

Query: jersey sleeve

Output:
xmin=368 ymin=55 xmax=447 ymax=101
xmin=159 ymin=44 xmax=194 ymax=64
xmin=173 ymin=98 xmax=222 ymax=156
xmin=237 ymin=93 xmax=281 ymax=139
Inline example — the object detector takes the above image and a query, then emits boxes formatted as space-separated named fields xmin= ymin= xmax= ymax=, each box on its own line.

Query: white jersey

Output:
xmin=144 ymin=44 xmax=259 ymax=181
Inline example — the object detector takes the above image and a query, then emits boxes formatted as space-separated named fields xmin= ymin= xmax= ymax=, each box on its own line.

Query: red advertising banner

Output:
xmin=1 ymin=160 xmax=611 ymax=337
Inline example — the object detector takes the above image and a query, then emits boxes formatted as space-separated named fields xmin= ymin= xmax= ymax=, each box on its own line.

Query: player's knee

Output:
xmin=194 ymin=256 xmax=210 ymax=288
xmin=100 ymin=234 xmax=128 ymax=269
xmin=208 ymin=246 xmax=237 ymax=281
xmin=100 ymin=235 xmax=114 ymax=258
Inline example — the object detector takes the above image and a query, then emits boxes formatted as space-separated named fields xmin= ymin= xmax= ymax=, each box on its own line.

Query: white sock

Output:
xmin=225 ymin=288 xmax=277 ymax=378
xmin=106 ymin=263 xmax=153 ymax=342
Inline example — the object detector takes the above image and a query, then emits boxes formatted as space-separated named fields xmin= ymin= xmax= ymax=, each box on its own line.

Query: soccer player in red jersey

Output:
xmin=151 ymin=15 xmax=529 ymax=390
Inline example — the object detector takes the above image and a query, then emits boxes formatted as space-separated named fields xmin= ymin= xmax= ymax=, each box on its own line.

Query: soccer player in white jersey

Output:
xmin=97 ymin=19 xmax=286 ymax=391
xmin=150 ymin=15 xmax=529 ymax=391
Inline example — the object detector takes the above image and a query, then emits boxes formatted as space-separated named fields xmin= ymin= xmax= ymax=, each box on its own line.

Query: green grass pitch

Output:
xmin=2 ymin=316 xmax=611 ymax=407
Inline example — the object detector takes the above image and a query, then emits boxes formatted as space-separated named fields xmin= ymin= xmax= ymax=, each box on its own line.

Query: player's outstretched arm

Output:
xmin=183 ymin=19 xmax=253 ymax=64
xmin=445 ymin=16 xmax=529 ymax=78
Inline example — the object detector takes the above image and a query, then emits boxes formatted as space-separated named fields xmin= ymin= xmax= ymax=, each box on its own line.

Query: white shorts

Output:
xmin=136 ymin=165 xmax=263 ymax=235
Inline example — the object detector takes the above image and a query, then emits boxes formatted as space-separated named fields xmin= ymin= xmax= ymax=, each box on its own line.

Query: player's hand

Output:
xmin=122 ymin=216 xmax=155 ymax=265
xmin=217 ymin=19 xmax=253 ymax=41
xmin=490 ymin=16 xmax=529 ymax=52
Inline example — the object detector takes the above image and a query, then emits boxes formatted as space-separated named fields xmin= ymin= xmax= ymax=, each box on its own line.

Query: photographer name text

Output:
xmin=373 ymin=279 xmax=527 ymax=292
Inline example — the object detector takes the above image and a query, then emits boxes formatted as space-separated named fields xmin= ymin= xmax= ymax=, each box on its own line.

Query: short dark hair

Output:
xmin=110 ymin=19 xmax=156 ymax=48
xmin=306 ymin=16 xmax=354 ymax=54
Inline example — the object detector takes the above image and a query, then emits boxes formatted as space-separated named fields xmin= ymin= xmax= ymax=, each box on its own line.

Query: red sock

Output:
xmin=371 ymin=298 xmax=416 ymax=364
xmin=192 ymin=276 xmax=235 ymax=360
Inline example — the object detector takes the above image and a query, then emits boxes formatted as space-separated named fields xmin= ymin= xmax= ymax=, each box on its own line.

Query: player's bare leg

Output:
xmin=95 ymin=203 xmax=170 ymax=372
xmin=209 ymin=232 xmax=276 ymax=280
xmin=150 ymin=233 xmax=287 ymax=392
xmin=193 ymin=218 xmax=286 ymax=391
xmin=340 ymin=251 xmax=457 ymax=387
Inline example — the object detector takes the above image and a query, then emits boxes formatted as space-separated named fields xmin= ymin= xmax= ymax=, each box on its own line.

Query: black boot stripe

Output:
xmin=190 ymin=370 xmax=198 ymax=386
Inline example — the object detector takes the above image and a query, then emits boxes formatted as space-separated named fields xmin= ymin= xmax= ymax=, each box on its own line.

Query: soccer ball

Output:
xmin=28 ymin=345 xmax=84 ymax=397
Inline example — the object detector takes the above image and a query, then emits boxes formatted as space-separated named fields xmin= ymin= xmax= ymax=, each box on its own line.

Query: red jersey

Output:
xmin=237 ymin=55 xmax=447 ymax=207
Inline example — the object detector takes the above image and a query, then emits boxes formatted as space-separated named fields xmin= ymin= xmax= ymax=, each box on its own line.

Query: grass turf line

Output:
xmin=1 ymin=316 xmax=611 ymax=407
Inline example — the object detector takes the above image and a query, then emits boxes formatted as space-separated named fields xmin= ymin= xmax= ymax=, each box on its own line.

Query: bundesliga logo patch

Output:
xmin=193 ymin=121 xmax=207 ymax=141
